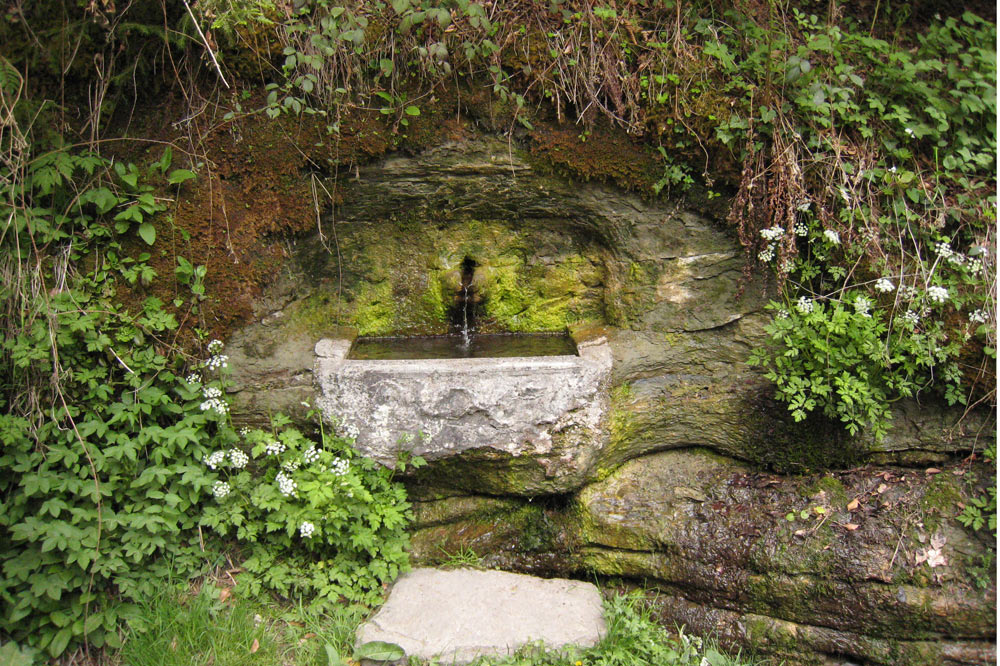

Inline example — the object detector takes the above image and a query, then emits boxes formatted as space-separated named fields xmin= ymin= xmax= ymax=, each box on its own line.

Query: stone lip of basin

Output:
xmin=314 ymin=328 xmax=613 ymax=484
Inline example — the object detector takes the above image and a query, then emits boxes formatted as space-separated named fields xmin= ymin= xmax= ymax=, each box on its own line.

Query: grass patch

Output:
xmin=111 ymin=582 xmax=761 ymax=666
xmin=117 ymin=580 xmax=367 ymax=666
xmin=119 ymin=584 xmax=280 ymax=666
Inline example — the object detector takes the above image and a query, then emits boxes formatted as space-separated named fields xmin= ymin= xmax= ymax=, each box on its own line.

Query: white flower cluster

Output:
xmin=212 ymin=481 xmax=231 ymax=499
xmin=900 ymin=310 xmax=920 ymax=327
xmin=205 ymin=450 xmax=226 ymax=470
xmin=874 ymin=278 xmax=895 ymax=293
xmin=186 ymin=373 xmax=201 ymax=384
xmin=794 ymin=222 xmax=808 ymax=236
xmin=934 ymin=240 xmax=982 ymax=272
xmin=330 ymin=456 xmax=349 ymax=477
xmin=229 ymin=448 xmax=249 ymax=468
xmin=757 ymin=226 xmax=785 ymax=263
xmin=854 ymin=295 xmax=872 ymax=317
xmin=240 ymin=426 xmax=251 ymax=436
xmin=207 ymin=339 xmax=225 ymax=354
xmin=776 ymin=309 xmax=790 ymax=319
xmin=823 ymin=229 xmax=840 ymax=245
xmin=341 ymin=423 xmax=360 ymax=440
xmin=299 ymin=521 xmax=315 ymax=538
xmin=969 ymin=309 xmax=988 ymax=324
xmin=265 ymin=439 xmax=286 ymax=456
xmin=760 ymin=225 xmax=784 ymax=241
xmin=203 ymin=386 xmax=222 ymax=399
xmin=927 ymin=286 xmax=949 ymax=304
xmin=303 ymin=445 xmax=320 ymax=464
xmin=904 ymin=127 xmax=915 ymax=137
xmin=934 ymin=241 xmax=954 ymax=258
xmin=282 ymin=459 xmax=301 ymax=472
xmin=205 ymin=354 xmax=229 ymax=371
xmin=200 ymin=397 xmax=228 ymax=415
xmin=796 ymin=296 xmax=814 ymax=314
xmin=276 ymin=471 xmax=297 ymax=497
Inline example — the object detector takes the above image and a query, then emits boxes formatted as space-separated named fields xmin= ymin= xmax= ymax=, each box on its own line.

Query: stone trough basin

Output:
xmin=314 ymin=326 xmax=612 ymax=495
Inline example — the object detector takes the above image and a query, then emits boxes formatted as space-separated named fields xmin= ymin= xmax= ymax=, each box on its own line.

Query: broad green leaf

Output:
xmin=0 ymin=641 xmax=36 ymax=666
xmin=138 ymin=223 xmax=156 ymax=245
xmin=404 ymin=105 xmax=420 ymax=116
xmin=47 ymin=627 xmax=73 ymax=657
xmin=354 ymin=641 xmax=405 ymax=661
xmin=167 ymin=169 xmax=197 ymax=185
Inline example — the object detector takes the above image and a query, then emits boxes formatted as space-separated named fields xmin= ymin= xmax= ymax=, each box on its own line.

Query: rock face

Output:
xmin=314 ymin=331 xmax=613 ymax=495
xmin=223 ymin=136 xmax=997 ymax=665
xmin=355 ymin=568 xmax=606 ymax=665
xmin=572 ymin=450 xmax=996 ymax=665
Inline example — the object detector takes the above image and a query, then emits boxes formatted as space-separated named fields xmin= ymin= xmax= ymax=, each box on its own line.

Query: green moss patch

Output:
xmin=300 ymin=217 xmax=607 ymax=336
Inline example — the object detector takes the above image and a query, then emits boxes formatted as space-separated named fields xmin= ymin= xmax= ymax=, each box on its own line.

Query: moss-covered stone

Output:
xmin=293 ymin=215 xmax=607 ymax=336
xmin=570 ymin=448 xmax=997 ymax=663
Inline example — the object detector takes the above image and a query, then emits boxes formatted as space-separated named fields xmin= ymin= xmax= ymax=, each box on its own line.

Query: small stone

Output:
xmin=674 ymin=486 xmax=708 ymax=502
xmin=356 ymin=568 xmax=606 ymax=665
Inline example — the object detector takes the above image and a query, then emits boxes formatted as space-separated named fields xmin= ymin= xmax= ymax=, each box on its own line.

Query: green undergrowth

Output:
xmin=115 ymin=579 xmax=369 ymax=666
xmin=110 ymin=584 xmax=760 ymax=666
xmin=389 ymin=590 xmax=761 ymax=666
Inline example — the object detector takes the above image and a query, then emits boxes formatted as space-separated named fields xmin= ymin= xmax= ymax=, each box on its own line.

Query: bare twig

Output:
xmin=182 ymin=0 xmax=230 ymax=89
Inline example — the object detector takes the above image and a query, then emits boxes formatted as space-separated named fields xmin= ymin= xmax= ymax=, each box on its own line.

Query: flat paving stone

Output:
xmin=356 ymin=568 xmax=606 ymax=664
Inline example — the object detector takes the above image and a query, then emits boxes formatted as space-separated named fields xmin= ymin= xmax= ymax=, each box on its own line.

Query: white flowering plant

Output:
xmin=199 ymin=412 xmax=421 ymax=606
xmin=747 ymin=191 xmax=994 ymax=439
xmin=717 ymin=10 xmax=996 ymax=439
xmin=750 ymin=289 xmax=964 ymax=440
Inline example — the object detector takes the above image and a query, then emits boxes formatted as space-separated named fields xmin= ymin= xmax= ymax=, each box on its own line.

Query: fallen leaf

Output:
xmin=219 ymin=588 xmax=231 ymax=602
xmin=925 ymin=548 xmax=947 ymax=568
xmin=303 ymin=633 xmax=316 ymax=639
xmin=170 ymin=637 xmax=178 ymax=652
xmin=877 ymin=483 xmax=888 ymax=493
xmin=843 ymin=523 xmax=860 ymax=530
xmin=846 ymin=498 xmax=860 ymax=511
xmin=250 ymin=639 xmax=260 ymax=654
xmin=930 ymin=533 xmax=946 ymax=549
xmin=953 ymin=469 xmax=965 ymax=476
xmin=794 ymin=529 xmax=807 ymax=536
xmin=925 ymin=467 xmax=941 ymax=475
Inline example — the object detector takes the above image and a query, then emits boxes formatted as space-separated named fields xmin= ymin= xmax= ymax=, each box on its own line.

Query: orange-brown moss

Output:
xmin=526 ymin=122 xmax=661 ymax=193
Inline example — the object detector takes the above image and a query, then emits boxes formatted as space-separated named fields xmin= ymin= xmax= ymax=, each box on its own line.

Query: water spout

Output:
xmin=456 ymin=257 xmax=477 ymax=346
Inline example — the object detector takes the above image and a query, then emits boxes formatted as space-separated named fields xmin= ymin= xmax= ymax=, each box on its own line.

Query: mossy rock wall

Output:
xmin=220 ymin=133 xmax=996 ymax=665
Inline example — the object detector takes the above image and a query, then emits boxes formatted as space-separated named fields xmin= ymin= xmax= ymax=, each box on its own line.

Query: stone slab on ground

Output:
xmin=356 ymin=568 xmax=606 ymax=664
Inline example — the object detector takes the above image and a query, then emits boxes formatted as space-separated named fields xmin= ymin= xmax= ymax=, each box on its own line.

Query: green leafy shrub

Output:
xmin=958 ymin=443 xmax=998 ymax=537
xmin=199 ymin=411 xmax=418 ymax=607
xmin=0 ymin=122 xmax=413 ymax=656
xmin=712 ymin=9 xmax=997 ymax=437
xmin=0 ymin=129 xmax=222 ymax=656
